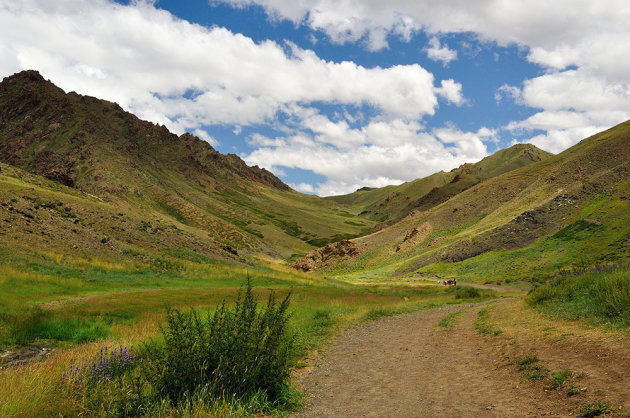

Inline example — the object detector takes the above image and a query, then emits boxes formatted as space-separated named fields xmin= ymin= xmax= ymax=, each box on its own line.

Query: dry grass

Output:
xmin=489 ymin=299 xmax=629 ymax=347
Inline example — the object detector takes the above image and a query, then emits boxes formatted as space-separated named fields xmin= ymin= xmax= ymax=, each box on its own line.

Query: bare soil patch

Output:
xmin=296 ymin=301 xmax=628 ymax=417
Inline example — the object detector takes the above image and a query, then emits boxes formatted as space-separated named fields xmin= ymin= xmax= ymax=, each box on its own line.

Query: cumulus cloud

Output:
xmin=425 ymin=37 xmax=457 ymax=66
xmin=5 ymin=0 xmax=628 ymax=195
xmin=244 ymin=111 xmax=491 ymax=195
xmin=218 ymin=0 xmax=630 ymax=154
xmin=502 ymin=69 xmax=630 ymax=152
xmin=193 ymin=129 xmax=219 ymax=146
xmin=494 ymin=84 xmax=522 ymax=104
xmin=436 ymin=79 xmax=465 ymax=106
xmin=290 ymin=183 xmax=316 ymax=193
xmin=0 ymin=0 xmax=456 ymax=137
xmin=216 ymin=1 xmax=630 ymax=60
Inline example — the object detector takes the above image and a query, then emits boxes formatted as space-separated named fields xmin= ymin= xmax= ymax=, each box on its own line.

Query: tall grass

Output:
xmin=4 ymin=308 xmax=109 ymax=346
xmin=528 ymin=265 xmax=630 ymax=328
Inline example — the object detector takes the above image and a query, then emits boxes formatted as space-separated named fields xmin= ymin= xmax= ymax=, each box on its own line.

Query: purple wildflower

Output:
xmin=62 ymin=345 xmax=138 ymax=388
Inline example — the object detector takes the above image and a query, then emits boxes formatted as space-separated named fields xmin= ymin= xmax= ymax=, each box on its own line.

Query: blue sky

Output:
xmin=1 ymin=0 xmax=629 ymax=195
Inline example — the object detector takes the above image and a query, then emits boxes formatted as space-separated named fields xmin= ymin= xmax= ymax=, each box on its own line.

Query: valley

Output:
xmin=0 ymin=70 xmax=628 ymax=416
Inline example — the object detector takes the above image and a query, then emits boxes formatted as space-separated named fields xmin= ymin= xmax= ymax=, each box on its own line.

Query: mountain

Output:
xmin=0 ymin=70 xmax=376 ymax=264
xmin=297 ymin=121 xmax=630 ymax=282
xmin=2 ymin=70 xmax=627 ymax=284
xmin=0 ymin=71 xmax=287 ymax=192
xmin=327 ymin=144 xmax=552 ymax=224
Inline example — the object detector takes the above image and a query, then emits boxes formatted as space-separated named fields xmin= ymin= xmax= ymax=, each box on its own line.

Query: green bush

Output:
xmin=142 ymin=279 xmax=294 ymax=406
xmin=592 ymin=274 xmax=630 ymax=318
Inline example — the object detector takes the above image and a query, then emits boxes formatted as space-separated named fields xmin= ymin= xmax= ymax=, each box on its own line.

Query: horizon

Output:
xmin=1 ymin=0 xmax=628 ymax=195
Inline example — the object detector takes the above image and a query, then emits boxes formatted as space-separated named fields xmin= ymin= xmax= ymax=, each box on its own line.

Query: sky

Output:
xmin=1 ymin=1 xmax=629 ymax=196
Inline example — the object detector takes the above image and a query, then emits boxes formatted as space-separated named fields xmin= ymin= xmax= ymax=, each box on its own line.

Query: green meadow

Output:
xmin=0 ymin=245 xmax=497 ymax=416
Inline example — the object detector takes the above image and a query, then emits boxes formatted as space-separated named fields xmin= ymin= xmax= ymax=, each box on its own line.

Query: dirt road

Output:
xmin=296 ymin=301 xmax=628 ymax=417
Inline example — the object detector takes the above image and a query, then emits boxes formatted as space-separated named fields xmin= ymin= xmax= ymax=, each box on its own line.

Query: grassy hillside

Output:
xmin=0 ymin=70 xmax=375 ymax=262
xmin=328 ymin=144 xmax=551 ymax=224
xmin=301 ymin=121 xmax=630 ymax=284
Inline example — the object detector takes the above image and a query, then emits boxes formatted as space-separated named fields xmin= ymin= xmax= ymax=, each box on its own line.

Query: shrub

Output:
xmin=64 ymin=346 xmax=138 ymax=387
xmin=61 ymin=281 xmax=295 ymax=415
xmin=142 ymin=279 xmax=294 ymax=406
xmin=592 ymin=274 xmax=630 ymax=318
xmin=62 ymin=345 xmax=147 ymax=416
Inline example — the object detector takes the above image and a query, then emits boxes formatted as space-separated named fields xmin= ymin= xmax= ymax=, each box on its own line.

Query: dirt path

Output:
xmin=295 ymin=301 xmax=628 ymax=417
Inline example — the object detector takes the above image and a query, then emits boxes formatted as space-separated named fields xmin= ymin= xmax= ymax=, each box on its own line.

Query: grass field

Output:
xmin=0 ymin=249 xmax=498 ymax=416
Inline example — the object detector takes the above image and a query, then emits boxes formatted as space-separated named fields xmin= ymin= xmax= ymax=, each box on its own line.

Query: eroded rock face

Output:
xmin=294 ymin=239 xmax=359 ymax=272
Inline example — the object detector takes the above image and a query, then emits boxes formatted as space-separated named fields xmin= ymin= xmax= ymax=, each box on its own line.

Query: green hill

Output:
xmin=328 ymin=143 xmax=551 ymax=224
xmin=2 ymin=69 xmax=628 ymax=286
xmin=298 ymin=121 xmax=630 ymax=283
xmin=0 ymin=70 xmax=375 ymax=264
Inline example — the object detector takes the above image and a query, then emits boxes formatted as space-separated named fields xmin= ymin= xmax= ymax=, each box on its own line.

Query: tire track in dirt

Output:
xmin=295 ymin=301 xmax=585 ymax=417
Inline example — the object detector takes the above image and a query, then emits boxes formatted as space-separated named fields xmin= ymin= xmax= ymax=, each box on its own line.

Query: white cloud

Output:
xmin=502 ymin=69 xmax=630 ymax=152
xmin=425 ymin=37 xmax=457 ymax=66
xmin=216 ymin=1 xmax=630 ymax=61
xmin=524 ymin=126 xmax=605 ymax=154
xmin=436 ymin=79 xmax=465 ymax=106
xmin=218 ymin=0 xmax=630 ymax=155
xmin=494 ymin=84 xmax=522 ymax=104
xmin=244 ymin=111 xmax=490 ymax=196
xmin=290 ymin=182 xmax=316 ymax=193
xmin=5 ymin=0 xmax=630 ymax=195
xmin=434 ymin=126 xmax=494 ymax=158
xmin=0 ymin=0 xmax=456 ymax=135
xmin=193 ymin=129 xmax=219 ymax=146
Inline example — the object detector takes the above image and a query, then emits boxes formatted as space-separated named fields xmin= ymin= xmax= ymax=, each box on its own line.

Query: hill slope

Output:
xmin=297 ymin=121 xmax=630 ymax=282
xmin=0 ymin=70 xmax=375 ymax=263
xmin=328 ymin=144 xmax=551 ymax=224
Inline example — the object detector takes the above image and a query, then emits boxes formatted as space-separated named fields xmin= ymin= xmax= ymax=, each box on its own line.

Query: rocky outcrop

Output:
xmin=294 ymin=239 xmax=359 ymax=272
